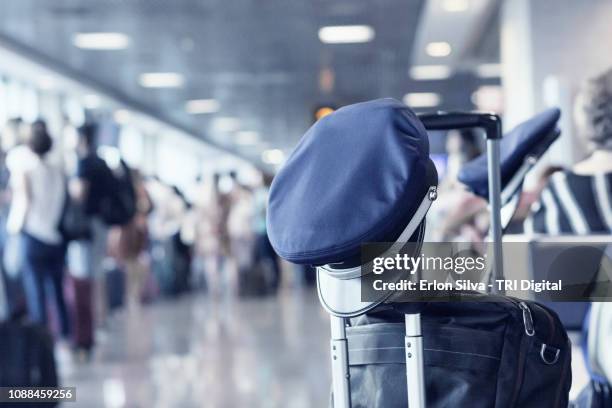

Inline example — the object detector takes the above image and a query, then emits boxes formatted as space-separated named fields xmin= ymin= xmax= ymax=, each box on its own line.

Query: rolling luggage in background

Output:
xmin=151 ymin=235 xmax=190 ymax=297
xmin=106 ymin=265 xmax=125 ymax=311
xmin=0 ymin=266 xmax=7 ymax=321
xmin=238 ymin=260 xmax=273 ymax=297
xmin=0 ymin=323 xmax=58 ymax=393
xmin=151 ymin=239 xmax=177 ymax=296
xmin=172 ymin=233 xmax=191 ymax=294
xmin=0 ymin=277 xmax=59 ymax=405
xmin=65 ymin=275 xmax=94 ymax=350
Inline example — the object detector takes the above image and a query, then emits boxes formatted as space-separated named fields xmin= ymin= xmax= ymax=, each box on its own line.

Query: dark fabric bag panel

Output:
xmin=342 ymin=322 xmax=502 ymax=408
xmin=516 ymin=337 xmax=572 ymax=408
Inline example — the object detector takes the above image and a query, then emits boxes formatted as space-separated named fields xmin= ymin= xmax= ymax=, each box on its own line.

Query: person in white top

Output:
xmin=15 ymin=121 xmax=70 ymax=336
xmin=3 ymin=118 xmax=35 ymax=280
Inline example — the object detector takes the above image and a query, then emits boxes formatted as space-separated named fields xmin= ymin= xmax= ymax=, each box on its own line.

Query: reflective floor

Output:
xmin=55 ymin=288 xmax=590 ymax=407
xmin=57 ymin=289 xmax=331 ymax=408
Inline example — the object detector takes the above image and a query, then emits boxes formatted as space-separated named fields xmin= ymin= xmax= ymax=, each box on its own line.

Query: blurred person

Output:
xmin=186 ymin=174 xmax=223 ymax=294
xmin=172 ymin=186 xmax=193 ymax=294
xmin=66 ymin=123 xmax=113 ymax=356
xmin=523 ymin=70 xmax=612 ymax=402
xmin=107 ymin=166 xmax=151 ymax=311
xmin=146 ymin=178 xmax=188 ymax=296
xmin=14 ymin=122 xmax=70 ymax=336
xmin=524 ymin=68 xmax=612 ymax=234
xmin=252 ymin=173 xmax=281 ymax=292
xmin=0 ymin=117 xmax=30 ymax=318
xmin=4 ymin=118 xmax=34 ymax=279
xmin=217 ymin=172 xmax=234 ymax=260
xmin=427 ymin=129 xmax=488 ymax=242
xmin=227 ymin=182 xmax=256 ymax=295
xmin=442 ymin=129 xmax=482 ymax=188
xmin=504 ymin=165 xmax=565 ymax=233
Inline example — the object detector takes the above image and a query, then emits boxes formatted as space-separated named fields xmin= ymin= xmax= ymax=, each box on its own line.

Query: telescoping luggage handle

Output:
xmin=330 ymin=112 xmax=504 ymax=408
xmin=418 ymin=111 xmax=505 ymax=291
xmin=398 ymin=112 xmax=504 ymax=408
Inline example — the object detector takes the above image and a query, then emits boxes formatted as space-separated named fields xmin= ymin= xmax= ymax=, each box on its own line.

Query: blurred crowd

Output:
xmin=1 ymin=65 xmax=611 ymax=375
xmin=0 ymin=118 xmax=283 ymax=361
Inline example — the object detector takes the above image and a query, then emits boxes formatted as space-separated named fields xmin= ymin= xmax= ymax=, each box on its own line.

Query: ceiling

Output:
xmin=0 ymin=0 xmax=500 ymax=165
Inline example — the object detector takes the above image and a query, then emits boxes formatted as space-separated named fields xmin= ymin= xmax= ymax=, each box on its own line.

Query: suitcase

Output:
xmin=65 ymin=275 xmax=94 ymax=350
xmin=0 ymin=267 xmax=7 ymax=321
xmin=152 ymin=237 xmax=190 ymax=297
xmin=238 ymin=260 xmax=272 ymax=298
xmin=106 ymin=266 xmax=125 ymax=311
xmin=172 ymin=233 xmax=192 ymax=294
xmin=0 ymin=322 xmax=58 ymax=407
xmin=151 ymin=239 xmax=176 ymax=296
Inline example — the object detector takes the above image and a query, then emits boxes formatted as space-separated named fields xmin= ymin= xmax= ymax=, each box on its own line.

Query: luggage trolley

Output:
xmin=327 ymin=108 xmax=562 ymax=408
xmin=266 ymin=100 xmax=562 ymax=408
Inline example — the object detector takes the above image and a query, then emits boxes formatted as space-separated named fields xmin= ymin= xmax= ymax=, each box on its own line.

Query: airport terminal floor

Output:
xmin=55 ymin=288 xmax=590 ymax=408
xmin=57 ymin=289 xmax=331 ymax=408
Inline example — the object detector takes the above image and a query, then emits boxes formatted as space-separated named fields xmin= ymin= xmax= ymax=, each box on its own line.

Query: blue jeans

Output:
xmin=21 ymin=233 xmax=70 ymax=337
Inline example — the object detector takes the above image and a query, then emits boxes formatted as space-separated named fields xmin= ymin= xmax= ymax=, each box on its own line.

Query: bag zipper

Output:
xmin=470 ymin=292 xmax=556 ymax=342
xmin=518 ymin=302 xmax=535 ymax=336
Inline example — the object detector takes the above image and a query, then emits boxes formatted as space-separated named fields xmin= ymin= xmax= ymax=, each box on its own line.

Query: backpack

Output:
xmin=334 ymin=296 xmax=572 ymax=408
xmin=98 ymin=160 xmax=136 ymax=226
xmin=59 ymin=187 xmax=91 ymax=242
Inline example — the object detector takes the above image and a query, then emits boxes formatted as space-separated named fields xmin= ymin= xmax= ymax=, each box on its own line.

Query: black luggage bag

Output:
xmin=0 ymin=322 xmax=58 ymax=402
xmin=339 ymin=297 xmax=571 ymax=408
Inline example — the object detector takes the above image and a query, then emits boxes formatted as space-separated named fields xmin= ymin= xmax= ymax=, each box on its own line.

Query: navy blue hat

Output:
xmin=459 ymin=107 xmax=561 ymax=199
xmin=267 ymin=98 xmax=437 ymax=265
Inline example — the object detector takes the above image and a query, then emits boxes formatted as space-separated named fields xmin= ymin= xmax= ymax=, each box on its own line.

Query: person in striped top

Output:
xmin=525 ymin=69 xmax=612 ymax=235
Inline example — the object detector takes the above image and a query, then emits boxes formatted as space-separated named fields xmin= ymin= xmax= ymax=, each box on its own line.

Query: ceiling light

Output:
xmin=426 ymin=42 xmax=452 ymax=57
xmin=261 ymin=149 xmax=285 ymax=165
xmin=114 ymin=109 xmax=132 ymax=124
xmin=442 ymin=0 xmax=470 ymax=12
xmin=185 ymin=99 xmax=220 ymax=114
xmin=403 ymin=93 xmax=442 ymax=108
xmin=410 ymin=65 xmax=452 ymax=80
xmin=315 ymin=106 xmax=335 ymax=120
xmin=318 ymin=25 xmax=375 ymax=44
xmin=73 ymin=32 xmax=130 ymax=50
xmin=139 ymin=72 xmax=184 ymax=88
xmin=37 ymin=75 xmax=56 ymax=90
xmin=212 ymin=117 xmax=240 ymax=132
xmin=235 ymin=131 xmax=259 ymax=145
xmin=476 ymin=63 xmax=502 ymax=78
xmin=471 ymin=86 xmax=503 ymax=112
xmin=83 ymin=94 xmax=101 ymax=109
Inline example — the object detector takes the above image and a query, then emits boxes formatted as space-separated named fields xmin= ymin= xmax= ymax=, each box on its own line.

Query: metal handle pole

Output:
xmin=405 ymin=313 xmax=426 ymax=408
xmin=330 ymin=316 xmax=351 ymax=408
xmin=487 ymin=138 xmax=505 ymax=293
